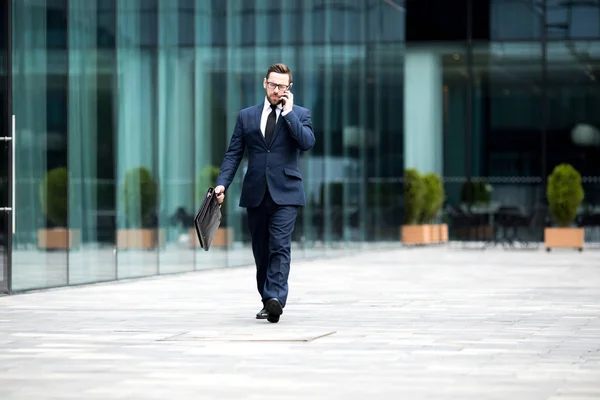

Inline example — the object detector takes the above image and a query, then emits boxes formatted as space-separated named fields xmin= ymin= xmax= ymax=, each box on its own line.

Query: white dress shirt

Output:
xmin=260 ymin=97 xmax=291 ymax=136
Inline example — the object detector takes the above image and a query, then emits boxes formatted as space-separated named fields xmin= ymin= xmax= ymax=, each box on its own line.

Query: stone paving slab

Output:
xmin=159 ymin=329 xmax=338 ymax=342
xmin=1 ymin=246 xmax=600 ymax=399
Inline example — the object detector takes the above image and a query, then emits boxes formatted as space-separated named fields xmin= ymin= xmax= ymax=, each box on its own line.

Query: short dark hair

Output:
xmin=266 ymin=63 xmax=292 ymax=83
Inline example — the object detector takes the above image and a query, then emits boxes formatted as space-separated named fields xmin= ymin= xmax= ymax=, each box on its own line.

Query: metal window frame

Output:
xmin=1 ymin=0 xmax=13 ymax=294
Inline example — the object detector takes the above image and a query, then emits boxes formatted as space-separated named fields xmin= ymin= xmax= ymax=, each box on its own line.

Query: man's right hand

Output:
xmin=214 ymin=185 xmax=225 ymax=204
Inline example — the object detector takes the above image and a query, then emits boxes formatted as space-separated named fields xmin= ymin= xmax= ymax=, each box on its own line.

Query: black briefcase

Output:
xmin=194 ymin=187 xmax=222 ymax=251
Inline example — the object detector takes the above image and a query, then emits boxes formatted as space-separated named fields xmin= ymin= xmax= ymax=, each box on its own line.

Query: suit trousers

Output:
xmin=247 ymin=187 xmax=298 ymax=308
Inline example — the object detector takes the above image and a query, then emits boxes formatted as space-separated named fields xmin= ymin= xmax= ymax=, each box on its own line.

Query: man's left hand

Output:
xmin=214 ymin=185 xmax=225 ymax=204
xmin=282 ymin=89 xmax=293 ymax=113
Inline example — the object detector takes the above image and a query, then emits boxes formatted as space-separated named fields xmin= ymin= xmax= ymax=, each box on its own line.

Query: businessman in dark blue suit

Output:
xmin=214 ymin=63 xmax=315 ymax=323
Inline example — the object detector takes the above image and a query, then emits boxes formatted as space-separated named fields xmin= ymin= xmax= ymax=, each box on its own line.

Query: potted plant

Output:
xmin=190 ymin=165 xmax=233 ymax=247
xmin=38 ymin=167 xmax=80 ymax=249
xmin=117 ymin=166 xmax=161 ymax=249
xmin=437 ymin=176 xmax=449 ymax=242
xmin=401 ymin=168 xmax=428 ymax=244
xmin=427 ymin=173 xmax=447 ymax=243
xmin=545 ymin=163 xmax=585 ymax=251
xmin=419 ymin=173 xmax=442 ymax=243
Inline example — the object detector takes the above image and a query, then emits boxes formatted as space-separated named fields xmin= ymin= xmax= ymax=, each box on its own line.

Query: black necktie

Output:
xmin=265 ymin=105 xmax=277 ymax=145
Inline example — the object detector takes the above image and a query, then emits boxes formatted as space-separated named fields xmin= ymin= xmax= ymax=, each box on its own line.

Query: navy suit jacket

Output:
xmin=215 ymin=102 xmax=315 ymax=208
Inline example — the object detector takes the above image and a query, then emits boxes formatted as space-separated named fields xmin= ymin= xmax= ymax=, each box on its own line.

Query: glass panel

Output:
xmin=368 ymin=44 xmax=404 ymax=246
xmin=466 ymin=42 xmax=543 ymax=242
xmin=157 ymin=0 xmax=195 ymax=274
xmin=490 ymin=0 xmax=542 ymax=40
xmin=474 ymin=42 xmax=542 ymax=179
xmin=221 ymin=0 xmax=253 ymax=269
xmin=1 ymin=0 xmax=9 ymax=292
xmin=442 ymin=44 xmax=470 ymax=210
xmin=12 ymin=0 xmax=69 ymax=291
xmin=402 ymin=43 xmax=463 ymax=241
xmin=114 ymin=0 xmax=159 ymax=279
xmin=491 ymin=0 xmax=600 ymax=40
xmin=193 ymin=0 xmax=231 ymax=270
xmin=67 ymin=0 xmax=116 ymax=285
xmin=192 ymin=0 xmax=227 ymax=269
xmin=0 ymin=140 xmax=7 ymax=292
xmin=339 ymin=4 xmax=368 ymax=251
xmin=546 ymin=41 xmax=600 ymax=244
xmin=281 ymin=0 xmax=305 ymax=259
xmin=297 ymin=1 xmax=323 ymax=258
xmin=321 ymin=6 xmax=337 ymax=254
xmin=546 ymin=41 xmax=600 ymax=175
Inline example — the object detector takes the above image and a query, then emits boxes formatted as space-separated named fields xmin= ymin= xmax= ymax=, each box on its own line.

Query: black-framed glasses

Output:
xmin=267 ymin=82 xmax=292 ymax=91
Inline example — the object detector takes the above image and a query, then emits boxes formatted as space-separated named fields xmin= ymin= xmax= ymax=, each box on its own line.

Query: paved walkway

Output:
xmin=1 ymin=246 xmax=600 ymax=399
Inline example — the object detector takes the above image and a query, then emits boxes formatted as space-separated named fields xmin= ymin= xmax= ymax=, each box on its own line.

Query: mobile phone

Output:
xmin=280 ymin=83 xmax=293 ymax=106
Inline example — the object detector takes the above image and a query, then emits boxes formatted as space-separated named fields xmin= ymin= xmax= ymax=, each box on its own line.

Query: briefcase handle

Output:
xmin=206 ymin=187 xmax=222 ymax=209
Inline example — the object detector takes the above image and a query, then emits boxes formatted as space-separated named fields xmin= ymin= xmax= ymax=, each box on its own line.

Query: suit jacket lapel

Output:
xmin=255 ymin=104 xmax=267 ymax=147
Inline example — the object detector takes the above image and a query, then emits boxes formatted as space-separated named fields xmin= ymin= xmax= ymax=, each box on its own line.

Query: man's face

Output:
xmin=263 ymin=72 xmax=291 ymax=105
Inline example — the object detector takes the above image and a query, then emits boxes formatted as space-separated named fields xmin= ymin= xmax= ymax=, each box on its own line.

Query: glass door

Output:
xmin=0 ymin=0 xmax=11 ymax=294
xmin=0 ymin=129 xmax=10 ymax=294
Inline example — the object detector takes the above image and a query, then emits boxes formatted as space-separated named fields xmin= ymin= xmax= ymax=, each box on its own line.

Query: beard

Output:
xmin=266 ymin=91 xmax=281 ymax=105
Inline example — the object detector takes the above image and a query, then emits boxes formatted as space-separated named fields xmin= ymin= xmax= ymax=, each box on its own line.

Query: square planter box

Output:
xmin=401 ymin=225 xmax=431 ymax=245
xmin=544 ymin=227 xmax=584 ymax=251
xmin=428 ymin=224 xmax=440 ymax=243
xmin=117 ymin=229 xmax=165 ymax=249
xmin=37 ymin=228 xmax=81 ymax=249
xmin=189 ymin=227 xmax=233 ymax=248
xmin=440 ymin=224 xmax=449 ymax=242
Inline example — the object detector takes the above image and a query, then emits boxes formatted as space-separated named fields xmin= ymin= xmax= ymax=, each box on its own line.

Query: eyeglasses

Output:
xmin=267 ymin=82 xmax=292 ymax=91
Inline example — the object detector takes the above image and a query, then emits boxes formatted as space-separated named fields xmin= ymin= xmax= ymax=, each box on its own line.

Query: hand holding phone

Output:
xmin=280 ymin=84 xmax=294 ymax=112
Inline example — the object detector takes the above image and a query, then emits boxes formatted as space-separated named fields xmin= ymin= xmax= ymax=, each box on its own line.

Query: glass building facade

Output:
xmin=1 ymin=0 xmax=600 ymax=293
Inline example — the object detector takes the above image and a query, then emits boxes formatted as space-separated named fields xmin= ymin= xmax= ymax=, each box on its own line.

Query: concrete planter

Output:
xmin=544 ymin=227 xmax=584 ymax=252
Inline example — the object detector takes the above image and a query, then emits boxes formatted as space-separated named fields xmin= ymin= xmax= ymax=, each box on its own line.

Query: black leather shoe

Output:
xmin=265 ymin=298 xmax=283 ymax=323
xmin=256 ymin=307 xmax=268 ymax=319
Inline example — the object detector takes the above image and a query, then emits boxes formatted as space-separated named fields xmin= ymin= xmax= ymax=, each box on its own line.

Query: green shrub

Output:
xmin=420 ymin=173 xmax=445 ymax=223
xmin=403 ymin=168 xmax=425 ymax=225
xmin=122 ymin=166 xmax=158 ymax=229
xmin=546 ymin=163 xmax=584 ymax=227
xmin=438 ymin=175 xmax=446 ymax=218
xmin=40 ymin=167 xmax=69 ymax=227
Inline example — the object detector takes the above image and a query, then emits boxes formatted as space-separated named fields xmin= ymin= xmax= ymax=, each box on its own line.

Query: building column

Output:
xmin=403 ymin=48 xmax=443 ymax=176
